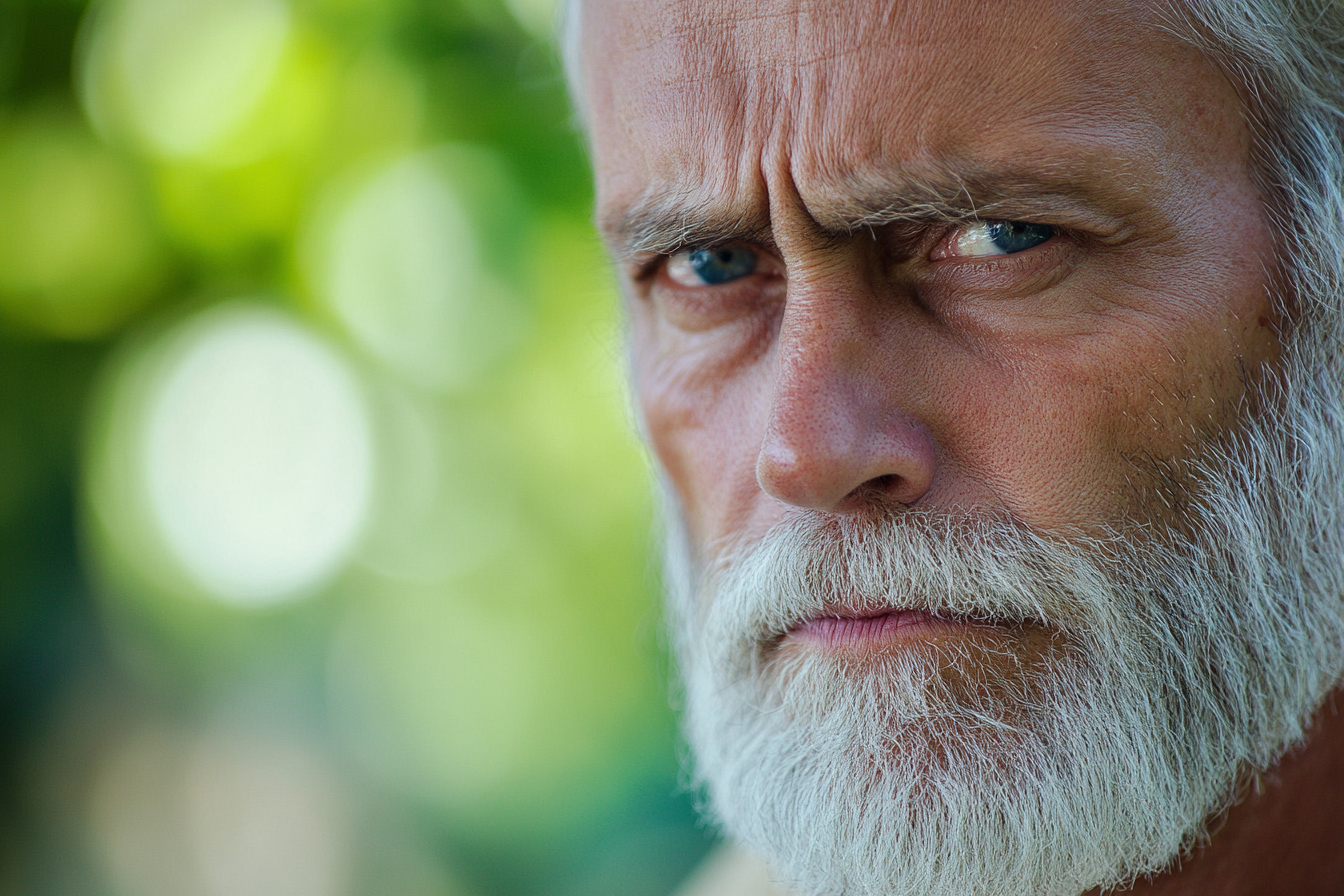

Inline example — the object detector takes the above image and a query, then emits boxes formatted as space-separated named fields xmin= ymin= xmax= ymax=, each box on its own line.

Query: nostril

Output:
xmin=856 ymin=470 xmax=930 ymax=508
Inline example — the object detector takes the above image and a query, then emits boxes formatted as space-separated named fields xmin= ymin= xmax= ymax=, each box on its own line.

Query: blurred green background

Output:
xmin=0 ymin=1 xmax=714 ymax=894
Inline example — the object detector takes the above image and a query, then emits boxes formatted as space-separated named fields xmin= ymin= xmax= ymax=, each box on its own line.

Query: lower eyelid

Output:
xmin=651 ymin=274 xmax=786 ymax=328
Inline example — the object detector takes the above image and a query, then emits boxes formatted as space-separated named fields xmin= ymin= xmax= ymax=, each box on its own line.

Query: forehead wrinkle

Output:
xmin=631 ymin=0 xmax=965 ymax=104
xmin=630 ymin=1 xmax=807 ymax=87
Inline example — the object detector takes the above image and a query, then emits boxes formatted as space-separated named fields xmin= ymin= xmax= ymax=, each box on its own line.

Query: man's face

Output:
xmin=583 ymin=1 xmax=1335 ymax=895
xmin=590 ymin=0 xmax=1277 ymax=548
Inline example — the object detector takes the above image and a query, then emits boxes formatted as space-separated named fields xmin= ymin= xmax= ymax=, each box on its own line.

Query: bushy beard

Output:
xmin=664 ymin=368 xmax=1344 ymax=896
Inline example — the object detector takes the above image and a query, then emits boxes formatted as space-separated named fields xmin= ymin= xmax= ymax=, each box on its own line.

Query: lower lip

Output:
xmin=790 ymin=610 xmax=976 ymax=649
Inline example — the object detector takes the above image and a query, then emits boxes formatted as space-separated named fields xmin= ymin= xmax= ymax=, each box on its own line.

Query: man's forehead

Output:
xmin=584 ymin=0 xmax=1115 ymax=80
xmin=581 ymin=0 xmax=1240 ymax=256
xmin=583 ymin=0 xmax=1150 ymax=159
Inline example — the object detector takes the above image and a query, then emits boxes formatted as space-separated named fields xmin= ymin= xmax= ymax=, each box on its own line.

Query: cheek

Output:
xmin=940 ymin=316 xmax=1266 ymax=533
xmin=934 ymin=221 xmax=1278 ymax=531
xmin=927 ymin=351 xmax=1129 ymax=528
xmin=631 ymin=309 xmax=778 ymax=546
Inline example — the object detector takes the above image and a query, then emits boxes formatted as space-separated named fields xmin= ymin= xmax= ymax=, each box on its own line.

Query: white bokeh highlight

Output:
xmin=307 ymin=148 xmax=522 ymax=390
xmin=185 ymin=734 xmax=350 ymax=896
xmin=80 ymin=0 xmax=291 ymax=158
xmin=88 ymin=725 xmax=352 ymax=896
xmin=141 ymin=304 xmax=373 ymax=605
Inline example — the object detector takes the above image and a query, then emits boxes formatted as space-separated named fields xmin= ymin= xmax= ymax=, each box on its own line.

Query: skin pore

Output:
xmin=582 ymin=0 xmax=1344 ymax=892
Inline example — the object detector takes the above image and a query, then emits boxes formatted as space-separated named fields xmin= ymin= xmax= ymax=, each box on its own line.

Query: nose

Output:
xmin=755 ymin=289 xmax=936 ymax=511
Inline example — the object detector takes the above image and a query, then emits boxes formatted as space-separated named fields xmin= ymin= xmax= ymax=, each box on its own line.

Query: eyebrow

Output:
xmin=605 ymin=197 xmax=777 ymax=259
xmin=600 ymin=161 xmax=1141 ymax=261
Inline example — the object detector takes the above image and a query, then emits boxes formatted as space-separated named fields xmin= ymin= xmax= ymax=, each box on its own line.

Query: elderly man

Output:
xmin=570 ymin=0 xmax=1344 ymax=893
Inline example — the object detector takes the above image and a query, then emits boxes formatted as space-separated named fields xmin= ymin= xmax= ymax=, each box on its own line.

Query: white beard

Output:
xmin=664 ymin=370 xmax=1344 ymax=896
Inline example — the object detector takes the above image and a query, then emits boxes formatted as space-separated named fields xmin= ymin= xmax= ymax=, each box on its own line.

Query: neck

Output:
xmin=1094 ymin=686 xmax=1344 ymax=896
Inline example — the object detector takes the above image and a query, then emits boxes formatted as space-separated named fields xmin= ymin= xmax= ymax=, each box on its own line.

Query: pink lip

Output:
xmin=790 ymin=609 xmax=973 ymax=649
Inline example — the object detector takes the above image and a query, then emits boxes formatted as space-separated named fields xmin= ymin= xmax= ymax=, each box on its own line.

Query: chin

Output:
xmin=683 ymin=624 xmax=1224 ymax=896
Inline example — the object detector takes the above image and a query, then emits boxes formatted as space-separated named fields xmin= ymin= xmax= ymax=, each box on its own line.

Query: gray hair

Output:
xmin=1169 ymin=4 xmax=1344 ymax=677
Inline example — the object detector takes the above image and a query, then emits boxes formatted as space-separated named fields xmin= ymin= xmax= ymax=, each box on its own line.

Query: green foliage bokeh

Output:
xmin=0 ymin=2 xmax=711 ymax=895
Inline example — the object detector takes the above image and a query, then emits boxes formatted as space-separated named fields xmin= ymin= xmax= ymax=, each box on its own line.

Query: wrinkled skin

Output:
xmin=581 ymin=0 xmax=1344 ymax=892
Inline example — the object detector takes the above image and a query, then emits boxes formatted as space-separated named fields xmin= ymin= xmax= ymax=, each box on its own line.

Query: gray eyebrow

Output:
xmin=811 ymin=164 xmax=1137 ymax=235
xmin=602 ymin=198 xmax=775 ymax=259
xmin=600 ymin=163 xmax=1136 ymax=261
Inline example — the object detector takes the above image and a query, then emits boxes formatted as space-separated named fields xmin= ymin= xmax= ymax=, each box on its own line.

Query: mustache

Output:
xmin=686 ymin=508 xmax=1151 ymax=654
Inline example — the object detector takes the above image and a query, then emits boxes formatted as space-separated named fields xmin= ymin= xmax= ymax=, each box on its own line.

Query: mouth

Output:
xmin=786 ymin=608 xmax=1001 ymax=651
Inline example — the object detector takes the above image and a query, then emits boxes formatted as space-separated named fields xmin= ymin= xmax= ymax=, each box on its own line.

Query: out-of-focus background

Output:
xmin=0 ymin=1 xmax=715 ymax=894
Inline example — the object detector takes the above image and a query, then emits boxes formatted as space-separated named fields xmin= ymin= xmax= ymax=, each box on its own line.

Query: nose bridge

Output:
xmin=757 ymin=268 xmax=936 ymax=510
xmin=769 ymin=280 xmax=870 ymax=459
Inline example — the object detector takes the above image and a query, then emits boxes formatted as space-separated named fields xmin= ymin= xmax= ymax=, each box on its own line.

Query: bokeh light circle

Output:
xmin=86 ymin=301 xmax=374 ymax=608
xmin=302 ymin=147 xmax=526 ymax=390
xmin=80 ymin=0 xmax=292 ymax=159
xmin=143 ymin=305 xmax=373 ymax=604
xmin=0 ymin=109 xmax=165 ymax=339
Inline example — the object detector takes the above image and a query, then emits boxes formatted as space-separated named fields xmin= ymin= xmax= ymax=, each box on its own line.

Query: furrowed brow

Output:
xmin=600 ymin=163 xmax=1140 ymax=259
xmin=601 ymin=196 xmax=773 ymax=260
xmin=812 ymin=166 xmax=1139 ymax=237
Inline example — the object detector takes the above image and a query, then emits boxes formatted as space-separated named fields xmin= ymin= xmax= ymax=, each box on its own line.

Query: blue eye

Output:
xmin=939 ymin=220 xmax=1057 ymax=259
xmin=985 ymin=221 xmax=1054 ymax=254
xmin=668 ymin=246 xmax=758 ymax=286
